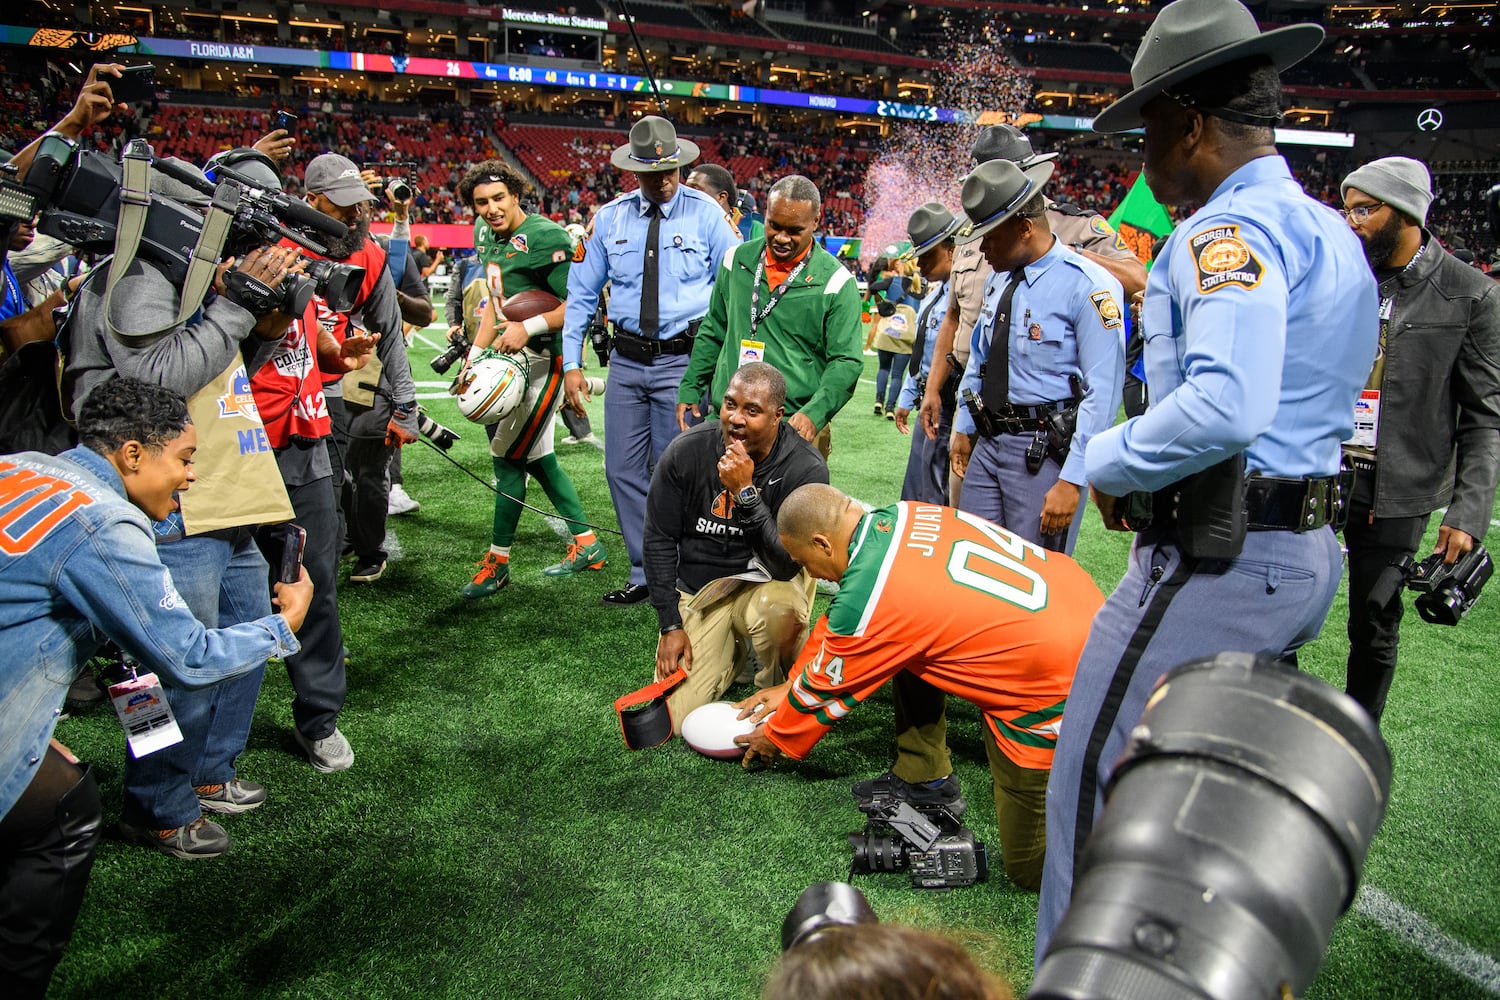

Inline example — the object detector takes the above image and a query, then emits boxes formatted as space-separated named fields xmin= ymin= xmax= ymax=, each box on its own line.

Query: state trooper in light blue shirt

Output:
xmin=949 ymin=159 xmax=1125 ymax=554
xmin=560 ymin=116 xmax=740 ymax=606
xmin=1035 ymin=0 xmax=1381 ymax=966
xmin=895 ymin=203 xmax=961 ymax=506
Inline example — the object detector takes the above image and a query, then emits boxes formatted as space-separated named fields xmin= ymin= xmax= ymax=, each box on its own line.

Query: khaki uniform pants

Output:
xmin=667 ymin=571 xmax=815 ymax=732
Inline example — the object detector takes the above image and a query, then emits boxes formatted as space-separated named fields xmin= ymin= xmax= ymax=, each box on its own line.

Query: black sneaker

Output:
xmin=349 ymin=559 xmax=385 ymax=583
xmin=851 ymin=770 xmax=966 ymax=816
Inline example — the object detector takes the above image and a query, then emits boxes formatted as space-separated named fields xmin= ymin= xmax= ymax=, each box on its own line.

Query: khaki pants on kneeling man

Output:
xmin=667 ymin=570 xmax=815 ymax=733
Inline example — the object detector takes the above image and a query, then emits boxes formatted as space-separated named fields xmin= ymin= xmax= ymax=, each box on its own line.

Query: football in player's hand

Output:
xmin=681 ymin=702 xmax=758 ymax=760
xmin=500 ymin=289 xmax=562 ymax=322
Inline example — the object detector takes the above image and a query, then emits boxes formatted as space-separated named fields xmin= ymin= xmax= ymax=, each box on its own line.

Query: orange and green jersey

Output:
xmin=764 ymin=502 xmax=1104 ymax=770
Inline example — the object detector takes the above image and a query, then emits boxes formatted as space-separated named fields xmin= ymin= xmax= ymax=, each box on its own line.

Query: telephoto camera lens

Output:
xmin=389 ymin=178 xmax=413 ymax=202
xmin=1031 ymin=651 xmax=1391 ymax=1000
xmin=415 ymin=409 xmax=460 ymax=451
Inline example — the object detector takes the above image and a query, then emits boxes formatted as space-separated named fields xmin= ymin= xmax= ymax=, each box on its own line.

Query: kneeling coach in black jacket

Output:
xmin=643 ymin=362 xmax=829 ymax=732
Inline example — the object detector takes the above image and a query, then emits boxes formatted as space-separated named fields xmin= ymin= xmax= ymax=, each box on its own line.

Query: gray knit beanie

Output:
xmin=1341 ymin=156 xmax=1433 ymax=226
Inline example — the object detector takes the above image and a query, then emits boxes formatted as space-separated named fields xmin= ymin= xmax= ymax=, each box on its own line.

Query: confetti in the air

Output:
xmin=860 ymin=31 xmax=1034 ymax=265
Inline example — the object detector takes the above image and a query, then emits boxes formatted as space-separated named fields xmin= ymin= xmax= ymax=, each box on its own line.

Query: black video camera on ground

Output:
xmin=1367 ymin=544 xmax=1492 ymax=625
xmin=848 ymin=790 xmax=988 ymax=890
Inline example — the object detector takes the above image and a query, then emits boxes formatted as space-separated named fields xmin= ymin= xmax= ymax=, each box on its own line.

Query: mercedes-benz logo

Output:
xmin=1417 ymin=108 xmax=1443 ymax=131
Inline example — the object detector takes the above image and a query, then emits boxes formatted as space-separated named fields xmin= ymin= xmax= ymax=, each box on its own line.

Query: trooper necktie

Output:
xmin=639 ymin=202 xmax=661 ymax=338
xmin=910 ymin=283 xmax=945 ymax=370
xmin=980 ymin=266 xmax=1027 ymax=413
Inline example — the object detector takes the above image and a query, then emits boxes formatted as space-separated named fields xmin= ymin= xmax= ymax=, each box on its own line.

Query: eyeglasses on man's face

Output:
xmin=1341 ymin=201 xmax=1385 ymax=223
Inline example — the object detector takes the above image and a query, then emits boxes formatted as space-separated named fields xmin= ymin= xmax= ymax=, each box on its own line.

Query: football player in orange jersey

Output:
xmin=734 ymin=483 xmax=1103 ymax=890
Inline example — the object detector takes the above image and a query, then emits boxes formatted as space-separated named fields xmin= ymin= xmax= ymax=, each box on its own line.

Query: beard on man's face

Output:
xmin=1358 ymin=213 xmax=1404 ymax=271
xmin=320 ymin=211 xmax=370 ymax=260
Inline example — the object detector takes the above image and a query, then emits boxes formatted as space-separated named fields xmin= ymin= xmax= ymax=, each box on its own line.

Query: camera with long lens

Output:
xmin=430 ymin=330 xmax=472 ymax=375
xmin=415 ymin=406 xmax=460 ymax=451
xmin=780 ymin=881 xmax=877 ymax=952
xmin=21 ymin=134 xmax=362 ymax=315
xmin=1030 ymin=651 xmax=1391 ymax=1000
xmin=1365 ymin=544 xmax=1492 ymax=625
xmin=848 ymin=790 xmax=988 ymax=890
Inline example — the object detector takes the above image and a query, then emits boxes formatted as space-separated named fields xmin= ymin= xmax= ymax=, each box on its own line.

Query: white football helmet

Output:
xmin=454 ymin=353 xmax=528 ymax=425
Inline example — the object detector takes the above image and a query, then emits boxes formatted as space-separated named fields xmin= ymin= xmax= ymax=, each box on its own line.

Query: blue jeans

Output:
xmin=120 ymin=529 xmax=269 ymax=829
xmin=603 ymin=353 xmax=689 ymax=586
xmin=875 ymin=350 xmax=911 ymax=411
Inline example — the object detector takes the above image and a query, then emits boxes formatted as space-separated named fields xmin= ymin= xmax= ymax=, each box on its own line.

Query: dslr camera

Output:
xmin=848 ymin=787 xmax=988 ymax=890
xmin=363 ymin=160 xmax=419 ymax=203
xmin=430 ymin=329 xmax=472 ymax=375
xmin=17 ymin=133 xmax=362 ymax=316
xmin=1366 ymin=544 xmax=1492 ymax=626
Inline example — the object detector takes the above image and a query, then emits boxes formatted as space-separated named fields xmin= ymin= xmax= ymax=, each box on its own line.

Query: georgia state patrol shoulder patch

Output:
xmin=1190 ymin=224 xmax=1263 ymax=293
xmin=1090 ymin=290 xmax=1123 ymax=329
xmin=1089 ymin=216 xmax=1114 ymax=237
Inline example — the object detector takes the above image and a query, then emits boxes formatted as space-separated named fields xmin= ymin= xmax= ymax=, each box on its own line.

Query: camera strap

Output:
xmin=615 ymin=668 xmax=686 ymax=750
xmin=105 ymin=147 xmax=236 ymax=343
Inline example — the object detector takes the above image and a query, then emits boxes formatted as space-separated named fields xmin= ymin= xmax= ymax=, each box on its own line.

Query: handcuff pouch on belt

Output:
xmin=615 ymin=668 xmax=687 ymax=749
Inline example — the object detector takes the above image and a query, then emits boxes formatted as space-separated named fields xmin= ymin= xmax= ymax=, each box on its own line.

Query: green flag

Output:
xmin=1108 ymin=174 xmax=1174 ymax=267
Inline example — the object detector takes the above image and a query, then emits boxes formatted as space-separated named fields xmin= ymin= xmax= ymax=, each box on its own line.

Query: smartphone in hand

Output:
xmin=273 ymin=523 xmax=307 ymax=585
xmin=111 ymin=65 xmax=156 ymax=104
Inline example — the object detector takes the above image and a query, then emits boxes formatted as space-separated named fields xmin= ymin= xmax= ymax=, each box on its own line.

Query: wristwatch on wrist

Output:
xmin=735 ymin=485 xmax=761 ymax=509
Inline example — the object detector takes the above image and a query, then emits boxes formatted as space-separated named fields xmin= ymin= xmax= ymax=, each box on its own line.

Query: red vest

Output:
xmin=249 ymin=296 xmax=331 ymax=447
xmin=315 ymin=239 xmax=388 ymax=387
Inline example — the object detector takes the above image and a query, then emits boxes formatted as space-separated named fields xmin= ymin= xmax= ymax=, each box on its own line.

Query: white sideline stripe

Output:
xmin=1355 ymin=885 xmax=1500 ymax=993
xmin=412 ymin=380 xmax=452 ymax=389
xmin=412 ymin=331 xmax=441 ymax=350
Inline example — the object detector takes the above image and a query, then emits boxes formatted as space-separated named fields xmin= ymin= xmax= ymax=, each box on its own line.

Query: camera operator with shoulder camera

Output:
xmin=734 ymin=484 xmax=1103 ymax=891
xmin=0 ymin=378 xmax=311 ymax=998
xmin=1337 ymin=157 xmax=1500 ymax=723
xmin=26 ymin=67 xmax=327 ymax=859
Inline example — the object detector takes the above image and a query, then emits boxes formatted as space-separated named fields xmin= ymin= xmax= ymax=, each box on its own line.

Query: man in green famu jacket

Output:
xmin=676 ymin=175 xmax=864 ymax=457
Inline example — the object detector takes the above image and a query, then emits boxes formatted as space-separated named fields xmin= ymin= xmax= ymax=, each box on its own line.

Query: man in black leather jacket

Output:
xmin=1339 ymin=156 xmax=1500 ymax=722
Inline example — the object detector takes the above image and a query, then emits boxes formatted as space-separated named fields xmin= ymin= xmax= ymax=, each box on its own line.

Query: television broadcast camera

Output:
xmin=8 ymin=134 xmax=362 ymax=316
xmin=1366 ymin=543 xmax=1492 ymax=625
xmin=848 ymin=785 xmax=988 ymax=890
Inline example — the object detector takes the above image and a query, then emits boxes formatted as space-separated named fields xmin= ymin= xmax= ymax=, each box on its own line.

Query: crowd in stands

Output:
xmin=2 ymin=60 xmax=1495 ymax=262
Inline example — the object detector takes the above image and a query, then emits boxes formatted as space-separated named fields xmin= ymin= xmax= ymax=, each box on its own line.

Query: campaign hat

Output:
xmin=1093 ymin=0 xmax=1323 ymax=133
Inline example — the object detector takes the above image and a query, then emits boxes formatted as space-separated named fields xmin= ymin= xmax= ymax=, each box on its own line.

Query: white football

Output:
xmin=681 ymin=702 xmax=758 ymax=760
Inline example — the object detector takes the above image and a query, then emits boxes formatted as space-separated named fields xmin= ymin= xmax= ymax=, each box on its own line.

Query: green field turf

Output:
xmin=46 ymin=329 xmax=1500 ymax=999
